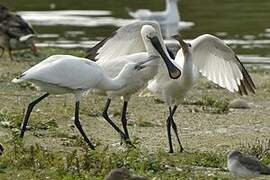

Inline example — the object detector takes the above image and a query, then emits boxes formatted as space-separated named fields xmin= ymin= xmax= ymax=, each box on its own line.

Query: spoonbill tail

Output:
xmin=147 ymin=34 xmax=256 ymax=153
xmin=128 ymin=0 xmax=180 ymax=38
xmin=0 ymin=5 xmax=37 ymax=60
xmin=85 ymin=21 xmax=181 ymax=143
xmin=12 ymin=55 xmax=156 ymax=149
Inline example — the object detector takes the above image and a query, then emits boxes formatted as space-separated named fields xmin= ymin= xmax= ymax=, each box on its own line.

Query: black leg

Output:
xmin=170 ymin=106 xmax=184 ymax=152
xmin=20 ymin=93 xmax=49 ymax=138
xmin=102 ymin=98 xmax=127 ymax=140
xmin=0 ymin=47 xmax=4 ymax=58
xmin=8 ymin=48 xmax=13 ymax=61
xmin=74 ymin=101 xmax=95 ymax=150
xmin=121 ymin=101 xmax=130 ymax=139
xmin=166 ymin=107 xmax=174 ymax=153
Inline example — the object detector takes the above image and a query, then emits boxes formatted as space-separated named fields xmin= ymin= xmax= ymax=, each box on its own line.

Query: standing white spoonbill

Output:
xmin=12 ymin=54 xmax=157 ymax=149
xmin=146 ymin=34 xmax=256 ymax=153
xmin=127 ymin=0 xmax=180 ymax=38
xmin=85 ymin=21 xmax=181 ymax=143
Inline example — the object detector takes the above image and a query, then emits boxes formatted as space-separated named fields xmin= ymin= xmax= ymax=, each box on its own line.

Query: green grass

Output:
xmin=0 ymin=48 xmax=270 ymax=179
xmin=0 ymin=137 xmax=230 ymax=179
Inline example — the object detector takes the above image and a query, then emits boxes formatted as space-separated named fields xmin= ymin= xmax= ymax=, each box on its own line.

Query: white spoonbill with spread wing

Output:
xmin=12 ymin=54 xmax=158 ymax=149
xmin=85 ymin=21 xmax=181 ymax=143
xmin=147 ymin=34 xmax=256 ymax=153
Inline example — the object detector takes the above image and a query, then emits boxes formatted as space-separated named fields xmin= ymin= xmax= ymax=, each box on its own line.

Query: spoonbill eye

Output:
xmin=188 ymin=43 xmax=192 ymax=47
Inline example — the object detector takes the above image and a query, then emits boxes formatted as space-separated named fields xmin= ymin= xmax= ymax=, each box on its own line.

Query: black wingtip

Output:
xmin=235 ymin=55 xmax=256 ymax=96
xmin=85 ymin=31 xmax=117 ymax=61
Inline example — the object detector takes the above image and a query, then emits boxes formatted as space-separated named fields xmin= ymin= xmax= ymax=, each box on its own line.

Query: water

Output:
xmin=2 ymin=0 xmax=270 ymax=68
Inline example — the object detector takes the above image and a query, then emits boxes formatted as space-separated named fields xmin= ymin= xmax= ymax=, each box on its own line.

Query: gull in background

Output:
xmin=146 ymin=34 xmax=256 ymax=153
xmin=85 ymin=21 xmax=181 ymax=143
xmin=12 ymin=54 xmax=158 ymax=149
xmin=128 ymin=0 xmax=181 ymax=38
xmin=227 ymin=150 xmax=270 ymax=177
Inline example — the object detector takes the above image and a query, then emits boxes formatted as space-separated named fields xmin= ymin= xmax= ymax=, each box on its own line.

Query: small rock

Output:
xmin=0 ymin=121 xmax=11 ymax=128
xmin=229 ymin=98 xmax=251 ymax=109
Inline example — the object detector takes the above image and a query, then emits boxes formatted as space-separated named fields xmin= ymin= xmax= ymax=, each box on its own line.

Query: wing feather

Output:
xmin=191 ymin=34 xmax=255 ymax=95
xmin=18 ymin=55 xmax=102 ymax=90
xmin=84 ymin=21 xmax=162 ymax=62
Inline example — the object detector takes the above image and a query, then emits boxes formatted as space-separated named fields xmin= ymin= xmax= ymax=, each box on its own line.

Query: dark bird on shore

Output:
xmin=227 ymin=150 xmax=270 ymax=177
xmin=104 ymin=168 xmax=147 ymax=180
xmin=0 ymin=5 xmax=37 ymax=60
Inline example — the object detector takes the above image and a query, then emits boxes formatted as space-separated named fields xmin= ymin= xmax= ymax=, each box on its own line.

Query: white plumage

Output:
xmin=85 ymin=21 xmax=181 ymax=142
xmin=128 ymin=0 xmax=180 ymax=38
xmin=12 ymin=54 xmax=153 ymax=149
xmin=147 ymin=34 xmax=255 ymax=153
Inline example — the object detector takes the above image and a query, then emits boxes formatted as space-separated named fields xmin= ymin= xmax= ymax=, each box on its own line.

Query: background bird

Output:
xmin=12 ymin=54 xmax=156 ymax=149
xmin=85 ymin=21 xmax=181 ymax=144
xmin=227 ymin=150 xmax=270 ymax=177
xmin=104 ymin=168 xmax=147 ymax=180
xmin=127 ymin=0 xmax=180 ymax=38
xmin=145 ymin=34 xmax=256 ymax=153
xmin=0 ymin=5 xmax=37 ymax=60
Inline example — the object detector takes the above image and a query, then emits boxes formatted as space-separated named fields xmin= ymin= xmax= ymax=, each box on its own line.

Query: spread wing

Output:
xmin=191 ymin=34 xmax=255 ymax=95
xmin=85 ymin=21 xmax=161 ymax=62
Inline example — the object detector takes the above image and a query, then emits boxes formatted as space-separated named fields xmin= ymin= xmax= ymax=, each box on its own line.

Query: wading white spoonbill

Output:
xmin=128 ymin=0 xmax=180 ymax=38
xmin=85 ymin=21 xmax=181 ymax=143
xmin=147 ymin=34 xmax=256 ymax=153
xmin=0 ymin=5 xmax=37 ymax=60
xmin=12 ymin=54 xmax=159 ymax=149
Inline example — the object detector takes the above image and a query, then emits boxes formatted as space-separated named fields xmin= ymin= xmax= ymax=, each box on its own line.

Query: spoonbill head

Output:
xmin=12 ymin=54 xmax=155 ymax=149
xmin=85 ymin=22 xmax=181 ymax=144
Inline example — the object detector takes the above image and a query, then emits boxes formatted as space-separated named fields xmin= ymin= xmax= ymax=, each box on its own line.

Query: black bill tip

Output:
xmin=149 ymin=36 xmax=181 ymax=79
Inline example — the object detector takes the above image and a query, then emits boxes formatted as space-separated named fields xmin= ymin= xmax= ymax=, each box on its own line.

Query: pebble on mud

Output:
xmin=228 ymin=98 xmax=251 ymax=109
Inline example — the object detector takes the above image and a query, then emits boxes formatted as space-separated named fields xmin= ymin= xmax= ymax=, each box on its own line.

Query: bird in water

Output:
xmin=227 ymin=150 xmax=270 ymax=177
xmin=12 ymin=54 xmax=158 ymax=149
xmin=0 ymin=5 xmax=37 ymax=60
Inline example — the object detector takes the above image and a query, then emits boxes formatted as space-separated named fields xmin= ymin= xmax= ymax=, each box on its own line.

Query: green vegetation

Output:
xmin=0 ymin=48 xmax=269 ymax=179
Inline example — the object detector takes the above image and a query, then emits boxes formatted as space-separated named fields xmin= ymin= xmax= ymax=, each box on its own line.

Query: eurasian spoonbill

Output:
xmin=147 ymin=34 xmax=256 ymax=153
xmin=12 ymin=54 xmax=157 ymax=149
xmin=85 ymin=21 xmax=181 ymax=142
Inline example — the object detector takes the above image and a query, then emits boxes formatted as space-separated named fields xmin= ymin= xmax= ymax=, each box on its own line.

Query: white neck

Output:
xmin=165 ymin=0 xmax=180 ymax=21
xmin=182 ymin=54 xmax=193 ymax=75
xmin=96 ymin=70 xmax=128 ymax=91
xmin=166 ymin=0 xmax=178 ymax=11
